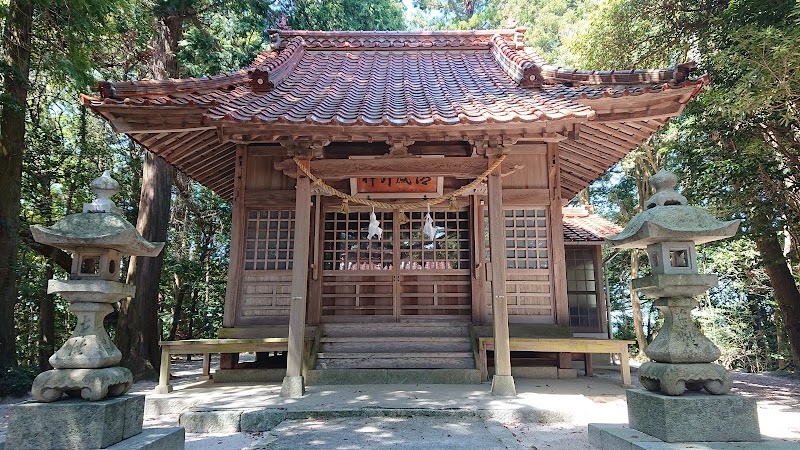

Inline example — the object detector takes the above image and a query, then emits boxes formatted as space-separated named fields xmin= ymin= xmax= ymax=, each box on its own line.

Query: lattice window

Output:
xmin=485 ymin=208 xmax=549 ymax=269
xmin=244 ymin=210 xmax=295 ymax=270
xmin=566 ymin=247 xmax=599 ymax=329
xmin=399 ymin=211 xmax=470 ymax=270
xmin=323 ymin=211 xmax=394 ymax=270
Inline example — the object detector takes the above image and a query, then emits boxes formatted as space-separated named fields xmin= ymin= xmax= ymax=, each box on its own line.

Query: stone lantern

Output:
xmin=29 ymin=171 xmax=164 ymax=402
xmin=606 ymin=170 xmax=740 ymax=395
xmin=592 ymin=170 xmax=767 ymax=445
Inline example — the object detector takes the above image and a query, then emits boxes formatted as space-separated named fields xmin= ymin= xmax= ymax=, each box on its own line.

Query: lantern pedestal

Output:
xmin=32 ymin=367 xmax=134 ymax=402
xmin=627 ymin=389 xmax=759 ymax=442
xmin=638 ymin=362 xmax=731 ymax=396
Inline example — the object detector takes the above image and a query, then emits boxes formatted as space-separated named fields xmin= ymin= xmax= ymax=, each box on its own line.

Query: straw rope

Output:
xmin=293 ymin=154 xmax=506 ymax=211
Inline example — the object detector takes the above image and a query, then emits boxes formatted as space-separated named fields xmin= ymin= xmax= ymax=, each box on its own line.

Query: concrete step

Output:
xmin=315 ymin=356 xmax=476 ymax=369
xmin=305 ymin=368 xmax=481 ymax=385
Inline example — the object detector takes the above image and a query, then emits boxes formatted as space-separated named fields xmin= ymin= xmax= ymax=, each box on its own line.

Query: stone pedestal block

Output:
xmin=490 ymin=374 xmax=517 ymax=396
xmin=626 ymin=388 xmax=760 ymax=442
xmin=280 ymin=375 xmax=305 ymax=398
xmin=5 ymin=394 xmax=144 ymax=449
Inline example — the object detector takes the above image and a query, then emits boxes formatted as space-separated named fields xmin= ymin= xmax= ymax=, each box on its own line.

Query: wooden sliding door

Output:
xmin=320 ymin=209 xmax=471 ymax=322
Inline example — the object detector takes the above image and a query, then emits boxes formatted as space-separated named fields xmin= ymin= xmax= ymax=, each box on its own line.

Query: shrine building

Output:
xmin=81 ymin=28 xmax=705 ymax=396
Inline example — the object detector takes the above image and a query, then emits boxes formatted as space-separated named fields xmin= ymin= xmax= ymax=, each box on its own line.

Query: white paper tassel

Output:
xmin=367 ymin=209 xmax=383 ymax=239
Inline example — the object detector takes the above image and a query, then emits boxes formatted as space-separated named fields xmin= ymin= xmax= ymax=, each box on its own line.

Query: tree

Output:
xmin=573 ymin=0 xmax=800 ymax=372
xmin=0 ymin=0 xmax=34 ymax=370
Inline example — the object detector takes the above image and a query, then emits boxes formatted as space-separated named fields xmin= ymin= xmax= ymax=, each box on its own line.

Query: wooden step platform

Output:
xmin=311 ymin=322 xmax=478 ymax=383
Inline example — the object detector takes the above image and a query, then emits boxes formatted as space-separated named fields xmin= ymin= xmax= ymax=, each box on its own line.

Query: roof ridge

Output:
xmin=488 ymin=32 xmax=696 ymax=88
xmin=96 ymin=37 xmax=310 ymax=100
xmin=268 ymin=28 xmax=522 ymax=50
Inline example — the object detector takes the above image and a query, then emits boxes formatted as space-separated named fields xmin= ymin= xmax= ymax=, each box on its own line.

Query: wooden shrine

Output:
xmin=82 ymin=28 xmax=705 ymax=396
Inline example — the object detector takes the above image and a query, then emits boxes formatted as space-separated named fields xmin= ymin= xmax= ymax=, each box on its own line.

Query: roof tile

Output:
xmin=562 ymin=206 xmax=623 ymax=242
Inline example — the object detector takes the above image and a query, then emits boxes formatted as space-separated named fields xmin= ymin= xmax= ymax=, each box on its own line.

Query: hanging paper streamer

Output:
xmin=423 ymin=205 xmax=437 ymax=241
xmin=367 ymin=208 xmax=383 ymax=240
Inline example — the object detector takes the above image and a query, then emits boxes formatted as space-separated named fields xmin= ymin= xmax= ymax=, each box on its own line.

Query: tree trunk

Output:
xmin=630 ymin=250 xmax=648 ymax=356
xmin=117 ymin=152 xmax=173 ymax=378
xmin=0 ymin=0 xmax=33 ymax=370
xmin=38 ymin=261 xmax=55 ymax=371
xmin=116 ymin=12 xmax=182 ymax=379
xmin=755 ymin=232 xmax=800 ymax=372
xmin=168 ymin=272 xmax=185 ymax=341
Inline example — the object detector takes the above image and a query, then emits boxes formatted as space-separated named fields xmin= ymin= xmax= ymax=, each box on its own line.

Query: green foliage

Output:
xmin=287 ymin=0 xmax=406 ymax=31
xmin=409 ymin=0 xmax=590 ymax=64
xmin=0 ymin=366 xmax=38 ymax=397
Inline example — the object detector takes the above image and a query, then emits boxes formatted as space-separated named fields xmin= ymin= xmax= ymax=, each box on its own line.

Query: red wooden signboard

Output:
xmin=349 ymin=156 xmax=444 ymax=198
xmin=355 ymin=176 xmax=438 ymax=194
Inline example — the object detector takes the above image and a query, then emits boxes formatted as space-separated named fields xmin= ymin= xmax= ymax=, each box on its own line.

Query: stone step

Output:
xmin=315 ymin=355 xmax=476 ymax=369
xmin=305 ymin=368 xmax=482 ymax=385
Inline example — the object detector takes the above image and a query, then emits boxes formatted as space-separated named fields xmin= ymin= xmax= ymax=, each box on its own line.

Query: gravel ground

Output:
xmin=2 ymin=363 xmax=798 ymax=449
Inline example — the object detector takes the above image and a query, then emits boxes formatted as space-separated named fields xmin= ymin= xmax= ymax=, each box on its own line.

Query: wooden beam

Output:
xmin=223 ymin=144 xmax=247 ymax=328
xmin=244 ymin=189 xmax=296 ymax=207
xmin=275 ymin=157 xmax=490 ymax=180
xmin=548 ymin=142 xmax=569 ymax=327
xmin=502 ymin=188 xmax=550 ymax=206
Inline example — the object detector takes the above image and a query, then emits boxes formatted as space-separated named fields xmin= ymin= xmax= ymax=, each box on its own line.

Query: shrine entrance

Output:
xmin=320 ymin=208 xmax=472 ymax=322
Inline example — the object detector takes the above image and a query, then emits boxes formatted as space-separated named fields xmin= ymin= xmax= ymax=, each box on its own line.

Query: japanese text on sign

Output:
xmin=355 ymin=176 xmax=438 ymax=194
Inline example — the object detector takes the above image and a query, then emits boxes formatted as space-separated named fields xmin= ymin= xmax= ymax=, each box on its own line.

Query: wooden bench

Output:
xmin=477 ymin=337 xmax=635 ymax=386
xmin=156 ymin=338 xmax=290 ymax=393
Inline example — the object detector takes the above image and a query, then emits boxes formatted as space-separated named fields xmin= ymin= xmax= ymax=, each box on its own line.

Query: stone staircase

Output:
xmin=306 ymin=322 xmax=481 ymax=384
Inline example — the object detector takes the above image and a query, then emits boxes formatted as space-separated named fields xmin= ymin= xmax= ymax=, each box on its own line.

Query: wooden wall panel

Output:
xmin=237 ymin=273 xmax=292 ymax=325
xmin=245 ymin=153 xmax=295 ymax=191
xmin=501 ymin=152 xmax=548 ymax=189
xmin=486 ymin=271 xmax=553 ymax=323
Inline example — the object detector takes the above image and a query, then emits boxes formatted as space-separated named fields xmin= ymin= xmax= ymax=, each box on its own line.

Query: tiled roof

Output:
xmin=81 ymin=29 xmax=706 ymax=199
xmin=85 ymin=30 xmax=701 ymax=128
xmin=562 ymin=206 xmax=623 ymax=242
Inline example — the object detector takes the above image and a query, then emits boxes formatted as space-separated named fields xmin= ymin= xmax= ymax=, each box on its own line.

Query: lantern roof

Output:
xmin=30 ymin=172 xmax=164 ymax=256
xmin=606 ymin=171 xmax=739 ymax=248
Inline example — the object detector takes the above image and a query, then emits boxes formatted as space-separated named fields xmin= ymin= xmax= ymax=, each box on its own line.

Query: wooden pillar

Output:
xmin=222 ymin=144 xmax=247 ymax=328
xmin=548 ymin=141 xmax=569 ymax=326
xmin=470 ymin=195 xmax=486 ymax=324
xmin=281 ymin=158 xmax=312 ymax=397
xmin=487 ymin=155 xmax=516 ymax=396
xmin=307 ymin=194 xmax=323 ymax=325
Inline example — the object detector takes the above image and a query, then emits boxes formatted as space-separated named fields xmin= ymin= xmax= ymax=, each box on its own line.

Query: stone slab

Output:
xmin=490 ymin=367 xmax=577 ymax=379
xmin=249 ymin=416 xmax=525 ymax=450
xmin=626 ymin=389 xmax=760 ymax=442
xmin=178 ymin=408 xmax=244 ymax=433
xmin=105 ymin=427 xmax=185 ymax=450
xmin=588 ymin=424 xmax=800 ymax=449
xmin=305 ymin=368 xmax=480 ymax=385
xmin=213 ymin=368 xmax=285 ymax=383
xmin=185 ymin=403 xmax=574 ymax=433
xmin=5 ymin=394 xmax=144 ymax=449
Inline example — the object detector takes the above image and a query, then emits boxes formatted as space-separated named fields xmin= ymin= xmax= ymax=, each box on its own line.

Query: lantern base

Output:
xmin=32 ymin=367 xmax=133 ymax=402
xmin=639 ymin=362 xmax=731 ymax=396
